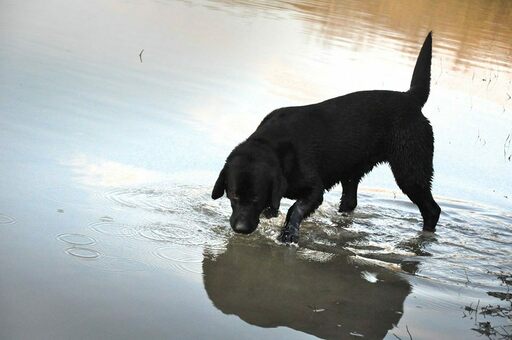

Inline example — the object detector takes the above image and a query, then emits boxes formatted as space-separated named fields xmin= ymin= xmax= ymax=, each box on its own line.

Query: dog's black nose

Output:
xmin=232 ymin=221 xmax=252 ymax=234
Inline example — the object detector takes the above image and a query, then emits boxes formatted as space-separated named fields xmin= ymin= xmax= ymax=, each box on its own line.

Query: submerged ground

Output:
xmin=1 ymin=0 xmax=511 ymax=339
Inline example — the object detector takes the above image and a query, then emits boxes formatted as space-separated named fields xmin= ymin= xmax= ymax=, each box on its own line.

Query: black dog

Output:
xmin=212 ymin=32 xmax=440 ymax=243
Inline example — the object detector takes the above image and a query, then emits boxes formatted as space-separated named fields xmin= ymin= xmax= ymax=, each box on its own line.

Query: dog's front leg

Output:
xmin=279 ymin=188 xmax=323 ymax=244
xmin=262 ymin=207 xmax=278 ymax=219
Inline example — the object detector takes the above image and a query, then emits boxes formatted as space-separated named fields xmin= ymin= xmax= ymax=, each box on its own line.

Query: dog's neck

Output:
xmin=228 ymin=138 xmax=282 ymax=172
xmin=247 ymin=137 xmax=274 ymax=153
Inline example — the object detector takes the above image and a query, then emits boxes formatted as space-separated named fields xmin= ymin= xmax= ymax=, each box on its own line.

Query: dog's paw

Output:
xmin=279 ymin=227 xmax=299 ymax=244
xmin=338 ymin=200 xmax=357 ymax=213
xmin=422 ymin=225 xmax=436 ymax=232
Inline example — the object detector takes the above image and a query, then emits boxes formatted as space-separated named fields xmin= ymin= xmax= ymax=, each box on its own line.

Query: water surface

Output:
xmin=1 ymin=0 xmax=511 ymax=339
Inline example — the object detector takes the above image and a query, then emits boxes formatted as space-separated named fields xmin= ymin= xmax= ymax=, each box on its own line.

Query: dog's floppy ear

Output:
xmin=212 ymin=167 xmax=226 ymax=200
xmin=271 ymin=174 xmax=287 ymax=211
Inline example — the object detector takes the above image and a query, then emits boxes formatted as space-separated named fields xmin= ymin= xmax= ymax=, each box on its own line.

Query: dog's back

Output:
xmin=251 ymin=33 xmax=434 ymax=191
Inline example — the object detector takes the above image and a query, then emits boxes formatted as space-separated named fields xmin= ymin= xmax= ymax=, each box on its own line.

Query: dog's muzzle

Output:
xmin=232 ymin=221 xmax=253 ymax=234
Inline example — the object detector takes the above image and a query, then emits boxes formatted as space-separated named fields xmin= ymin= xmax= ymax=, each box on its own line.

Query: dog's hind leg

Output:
xmin=389 ymin=133 xmax=440 ymax=231
xmin=339 ymin=178 xmax=360 ymax=212
xmin=393 ymin=177 xmax=440 ymax=231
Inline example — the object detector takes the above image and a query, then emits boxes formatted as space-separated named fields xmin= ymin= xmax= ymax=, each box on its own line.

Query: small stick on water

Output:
xmin=464 ymin=268 xmax=471 ymax=285
xmin=139 ymin=49 xmax=144 ymax=63
xmin=307 ymin=304 xmax=326 ymax=313
xmin=406 ymin=325 xmax=413 ymax=340
xmin=505 ymin=134 xmax=511 ymax=160
xmin=475 ymin=299 xmax=480 ymax=324
xmin=393 ymin=334 xmax=403 ymax=340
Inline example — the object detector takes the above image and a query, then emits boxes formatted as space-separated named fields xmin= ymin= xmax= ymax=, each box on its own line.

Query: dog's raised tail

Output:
xmin=408 ymin=31 xmax=432 ymax=107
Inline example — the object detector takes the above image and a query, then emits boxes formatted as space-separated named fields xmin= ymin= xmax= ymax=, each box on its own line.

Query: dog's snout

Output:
xmin=230 ymin=207 xmax=259 ymax=234
xmin=232 ymin=221 xmax=252 ymax=234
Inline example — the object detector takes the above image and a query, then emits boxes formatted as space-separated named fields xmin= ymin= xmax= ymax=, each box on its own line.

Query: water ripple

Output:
xmin=292 ymin=194 xmax=511 ymax=290
xmin=57 ymin=233 xmax=96 ymax=245
xmin=154 ymin=244 xmax=203 ymax=275
xmin=138 ymin=222 xmax=228 ymax=251
xmin=154 ymin=245 xmax=203 ymax=263
xmin=99 ymin=184 xmax=511 ymax=289
xmin=65 ymin=247 xmax=100 ymax=259
xmin=0 ymin=213 xmax=16 ymax=225
xmin=89 ymin=220 xmax=137 ymax=237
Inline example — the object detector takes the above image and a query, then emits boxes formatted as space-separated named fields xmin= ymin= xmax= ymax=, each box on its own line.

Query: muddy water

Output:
xmin=1 ymin=0 xmax=511 ymax=339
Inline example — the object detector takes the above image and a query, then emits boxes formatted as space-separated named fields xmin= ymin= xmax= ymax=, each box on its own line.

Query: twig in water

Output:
xmin=464 ymin=302 xmax=476 ymax=318
xmin=406 ymin=325 xmax=413 ymax=340
xmin=464 ymin=268 xmax=471 ymax=285
xmin=505 ymin=133 xmax=511 ymax=160
xmin=475 ymin=299 xmax=480 ymax=324
xmin=307 ymin=304 xmax=326 ymax=313
xmin=476 ymin=129 xmax=486 ymax=146
xmin=139 ymin=49 xmax=144 ymax=63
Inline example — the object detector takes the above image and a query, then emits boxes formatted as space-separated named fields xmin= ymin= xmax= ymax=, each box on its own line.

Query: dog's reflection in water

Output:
xmin=203 ymin=237 xmax=411 ymax=339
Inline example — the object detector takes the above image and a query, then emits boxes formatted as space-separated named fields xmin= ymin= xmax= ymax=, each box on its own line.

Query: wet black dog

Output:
xmin=212 ymin=32 xmax=440 ymax=243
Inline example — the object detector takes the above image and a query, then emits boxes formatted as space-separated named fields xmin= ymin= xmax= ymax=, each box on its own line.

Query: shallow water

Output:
xmin=1 ymin=0 xmax=511 ymax=339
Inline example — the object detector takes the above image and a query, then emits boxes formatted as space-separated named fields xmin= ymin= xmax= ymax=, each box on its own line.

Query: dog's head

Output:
xmin=211 ymin=155 xmax=286 ymax=234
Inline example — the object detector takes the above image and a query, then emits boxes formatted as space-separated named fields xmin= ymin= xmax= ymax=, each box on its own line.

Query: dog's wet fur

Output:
xmin=212 ymin=32 xmax=440 ymax=243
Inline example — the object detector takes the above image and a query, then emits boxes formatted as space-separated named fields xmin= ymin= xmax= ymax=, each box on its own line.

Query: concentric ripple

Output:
xmin=100 ymin=184 xmax=231 ymax=249
xmin=102 ymin=185 xmax=229 ymax=222
xmin=57 ymin=233 xmax=96 ymax=245
xmin=103 ymin=186 xmax=195 ymax=214
xmin=138 ymin=222 xmax=227 ymax=250
xmin=139 ymin=223 xmax=196 ymax=242
xmin=65 ymin=247 xmax=100 ymax=259
xmin=155 ymin=245 xmax=203 ymax=263
xmin=154 ymin=244 xmax=203 ymax=275
xmin=89 ymin=220 xmax=137 ymax=237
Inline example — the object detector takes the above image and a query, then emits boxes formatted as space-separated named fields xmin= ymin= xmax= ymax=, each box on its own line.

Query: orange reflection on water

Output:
xmin=210 ymin=0 xmax=512 ymax=73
